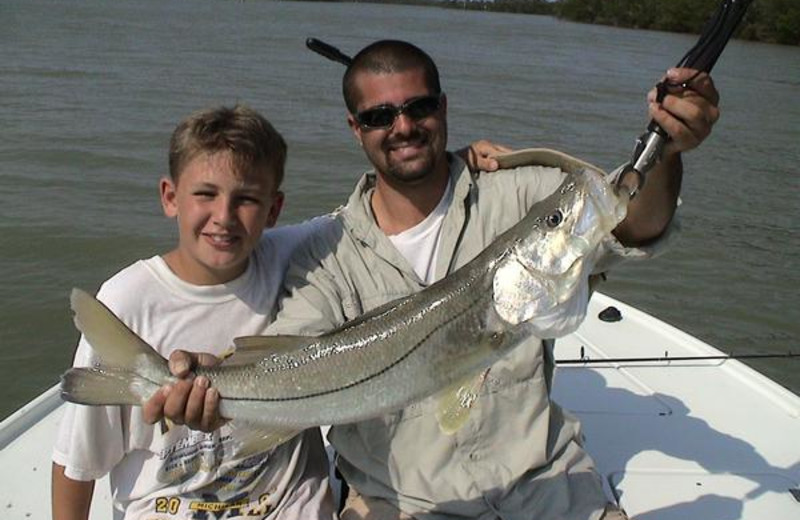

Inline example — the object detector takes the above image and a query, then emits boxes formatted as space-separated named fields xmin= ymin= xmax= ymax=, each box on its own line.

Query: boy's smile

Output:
xmin=160 ymin=150 xmax=283 ymax=285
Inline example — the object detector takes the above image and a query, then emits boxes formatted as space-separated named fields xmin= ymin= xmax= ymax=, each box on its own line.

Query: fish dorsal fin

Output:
xmin=435 ymin=369 xmax=490 ymax=435
xmin=226 ymin=335 xmax=311 ymax=366
xmin=494 ymin=148 xmax=604 ymax=175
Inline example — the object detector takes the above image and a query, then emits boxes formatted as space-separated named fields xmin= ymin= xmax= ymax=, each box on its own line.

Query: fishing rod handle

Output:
xmin=624 ymin=0 xmax=752 ymax=189
xmin=631 ymin=128 xmax=666 ymax=177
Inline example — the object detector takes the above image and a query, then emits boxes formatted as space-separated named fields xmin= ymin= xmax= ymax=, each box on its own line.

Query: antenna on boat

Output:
xmin=560 ymin=303 xmax=798 ymax=365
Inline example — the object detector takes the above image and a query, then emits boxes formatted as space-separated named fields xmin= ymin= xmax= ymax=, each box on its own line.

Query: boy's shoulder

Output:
xmin=260 ymin=215 xmax=340 ymax=256
xmin=94 ymin=256 xmax=163 ymax=315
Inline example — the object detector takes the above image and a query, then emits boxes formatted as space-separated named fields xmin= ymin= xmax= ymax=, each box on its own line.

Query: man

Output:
xmin=149 ymin=40 xmax=719 ymax=519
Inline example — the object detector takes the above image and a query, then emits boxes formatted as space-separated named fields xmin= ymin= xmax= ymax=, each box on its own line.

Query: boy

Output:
xmin=52 ymin=105 xmax=336 ymax=520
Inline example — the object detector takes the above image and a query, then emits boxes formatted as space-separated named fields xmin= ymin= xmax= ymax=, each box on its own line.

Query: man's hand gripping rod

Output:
xmin=618 ymin=0 xmax=752 ymax=198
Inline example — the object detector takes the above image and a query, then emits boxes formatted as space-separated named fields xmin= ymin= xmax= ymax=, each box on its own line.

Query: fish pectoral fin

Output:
xmin=227 ymin=421 xmax=301 ymax=458
xmin=226 ymin=335 xmax=312 ymax=366
xmin=435 ymin=369 xmax=490 ymax=435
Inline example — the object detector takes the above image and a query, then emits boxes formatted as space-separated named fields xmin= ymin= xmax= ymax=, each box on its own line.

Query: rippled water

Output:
xmin=1 ymin=0 xmax=798 ymax=419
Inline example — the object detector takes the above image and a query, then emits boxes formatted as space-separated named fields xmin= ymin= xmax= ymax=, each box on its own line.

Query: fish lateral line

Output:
xmin=219 ymin=292 xmax=497 ymax=404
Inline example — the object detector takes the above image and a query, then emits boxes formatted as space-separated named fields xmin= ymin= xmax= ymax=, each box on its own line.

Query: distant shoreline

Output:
xmin=304 ymin=0 xmax=799 ymax=47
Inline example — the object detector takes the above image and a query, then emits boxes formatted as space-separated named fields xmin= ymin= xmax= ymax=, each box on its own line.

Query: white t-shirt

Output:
xmin=388 ymin=178 xmax=453 ymax=285
xmin=388 ymin=174 xmax=588 ymax=337
xmin=53 ymin=221 xmax=336 ymax=519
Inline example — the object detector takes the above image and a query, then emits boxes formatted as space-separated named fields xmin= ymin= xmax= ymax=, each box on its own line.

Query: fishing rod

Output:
xmin=557 ymin=352 xmax=800 ymax=366
xmin=306 ymin=37 xmax=352 ymax=66
xmin=619 ymin=0 xmax=753 ymax=196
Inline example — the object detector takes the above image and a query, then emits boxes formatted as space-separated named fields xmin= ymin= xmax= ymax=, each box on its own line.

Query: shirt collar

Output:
xmin=342 ymin=153 xmax=473 ymax=239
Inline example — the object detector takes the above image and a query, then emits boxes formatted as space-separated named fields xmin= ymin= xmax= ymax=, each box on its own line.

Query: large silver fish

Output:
xmin=61 ymin=149 xmax=628 ymax=436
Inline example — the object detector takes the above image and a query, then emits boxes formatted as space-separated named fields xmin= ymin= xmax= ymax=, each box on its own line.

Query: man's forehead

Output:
xmin=354 ymin=66 xmax=427 ymax=82
xmin=353 ymin=69 xmax=431 ymax=105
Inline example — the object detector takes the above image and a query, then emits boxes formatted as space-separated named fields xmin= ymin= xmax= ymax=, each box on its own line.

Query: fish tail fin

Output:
xmin=64 ymin=288 xmax=170 ymax=405
xmin=61 ymin=367 xmax=160 ymax=406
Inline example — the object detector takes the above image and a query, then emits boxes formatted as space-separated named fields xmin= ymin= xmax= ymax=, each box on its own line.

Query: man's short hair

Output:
xmin=168 ymin=105 xmax=287 ymax=187
xmin=343 ymin=40 xmax=441 ymax=114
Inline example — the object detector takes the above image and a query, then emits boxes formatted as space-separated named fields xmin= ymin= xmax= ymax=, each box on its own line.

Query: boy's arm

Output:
xmin=52 ymin=463 xmax=94 ymax=520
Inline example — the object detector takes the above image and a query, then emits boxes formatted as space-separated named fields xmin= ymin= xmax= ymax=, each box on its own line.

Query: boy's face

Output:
xmin=160 ymin=150 xmax=283 ymax=285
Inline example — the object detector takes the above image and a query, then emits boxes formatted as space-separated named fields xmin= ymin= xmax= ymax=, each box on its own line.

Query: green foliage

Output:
xmin=553 ymin=0 xmax=799 ymax=45
xmin=739 ymin=0 xmax=800 ymax=44
xmin=442 ymin=0 xmax=554 ymax=15
xmin=308 ymin=0 xmax=798 ymax=45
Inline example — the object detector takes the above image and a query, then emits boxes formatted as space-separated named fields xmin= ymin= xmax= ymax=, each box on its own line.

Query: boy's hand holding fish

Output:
xmin=143 ymin=353 xmax=224 ymax=431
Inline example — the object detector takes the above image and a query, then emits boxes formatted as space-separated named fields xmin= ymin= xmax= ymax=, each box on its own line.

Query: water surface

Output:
xmin=1 ymin=0 xmax=798 ymax=419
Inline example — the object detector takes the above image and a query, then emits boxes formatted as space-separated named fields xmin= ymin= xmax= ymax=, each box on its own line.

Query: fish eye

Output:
xmin=545 ymin=210 xmax=563 ymax=228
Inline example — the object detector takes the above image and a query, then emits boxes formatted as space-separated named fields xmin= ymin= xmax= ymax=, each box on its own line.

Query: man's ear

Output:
xmin=347 ymin=114 xmax=363 ymax=146
xmin=160 ymin=177 xmax=178 ymax=218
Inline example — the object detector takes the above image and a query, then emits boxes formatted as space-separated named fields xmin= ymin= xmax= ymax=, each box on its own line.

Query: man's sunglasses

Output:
xmin=354 ymin=94 xmax=444 ymax=130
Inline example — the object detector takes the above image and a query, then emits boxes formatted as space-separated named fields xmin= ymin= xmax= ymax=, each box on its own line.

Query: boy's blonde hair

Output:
xmin=169 ymin=105 xmax=287 ymax=187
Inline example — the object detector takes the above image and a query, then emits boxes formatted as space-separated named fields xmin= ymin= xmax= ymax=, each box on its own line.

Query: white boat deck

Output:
xmin=1 ymin=293 xmax=798 ymax=519
xmin=0 ymin=384 xmax=113 ymax=519
xmin=553 ymin=293 xmax=800 ymax=519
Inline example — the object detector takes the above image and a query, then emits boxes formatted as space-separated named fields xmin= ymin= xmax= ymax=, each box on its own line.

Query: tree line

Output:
xmin=440 ymin=0 xmax=799 ymax=45
xmin=304 ymin=0 xmax=798 ymax=45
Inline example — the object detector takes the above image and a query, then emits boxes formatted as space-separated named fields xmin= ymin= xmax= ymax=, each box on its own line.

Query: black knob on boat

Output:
xmin=599 ymin=306 xmax=622 ymax=323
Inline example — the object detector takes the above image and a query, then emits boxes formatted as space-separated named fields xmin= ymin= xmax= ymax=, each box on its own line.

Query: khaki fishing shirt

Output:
xmin=266 ymin=151 xmax=672 ymax=520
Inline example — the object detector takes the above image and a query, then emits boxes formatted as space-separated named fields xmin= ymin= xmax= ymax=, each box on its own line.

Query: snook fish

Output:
xmin=61 ymin=149 xmax=629 ymax=435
